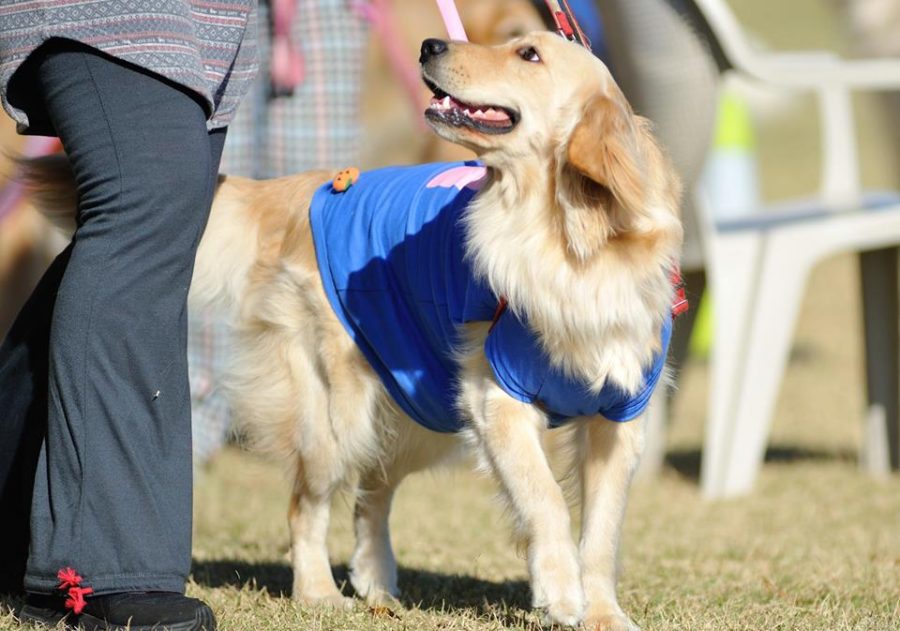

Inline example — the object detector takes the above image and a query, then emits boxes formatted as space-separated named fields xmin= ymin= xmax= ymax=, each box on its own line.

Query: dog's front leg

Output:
xmin=466 ymin=382 xmax=584 ymax=627
xmin=579 ymin=416 xmax=645 ymax=631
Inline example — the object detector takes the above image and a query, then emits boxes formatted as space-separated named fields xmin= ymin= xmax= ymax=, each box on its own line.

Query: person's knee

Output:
xmin=69 ymin=134 xmax=214 ymax=273
xmin=72 ymin=129 xmax=213 ymax=232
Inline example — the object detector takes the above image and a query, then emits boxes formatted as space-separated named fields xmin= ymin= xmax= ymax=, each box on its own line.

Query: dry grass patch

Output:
xmin=7 ymin=449 xmax=896 ymax=631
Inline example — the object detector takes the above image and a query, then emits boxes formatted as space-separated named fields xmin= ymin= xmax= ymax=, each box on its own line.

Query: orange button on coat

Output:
xmin=332 ymin=167 xmax=360 ymax=192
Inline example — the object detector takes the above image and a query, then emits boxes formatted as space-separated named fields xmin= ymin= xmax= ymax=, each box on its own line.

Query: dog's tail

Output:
xmin=19 ymin=155 xmax=295 ymax=315
xmin=189 ymin=174 xmax=270 ymax=313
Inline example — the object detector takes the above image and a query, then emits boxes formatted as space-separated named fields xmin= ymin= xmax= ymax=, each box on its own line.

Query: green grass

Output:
xmin=4 ymin=1 xmax=900 ymax=629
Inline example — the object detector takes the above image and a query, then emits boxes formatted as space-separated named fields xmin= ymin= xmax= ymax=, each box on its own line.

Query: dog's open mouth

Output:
xmin=423 ymin=79 xmax=519 ymax=135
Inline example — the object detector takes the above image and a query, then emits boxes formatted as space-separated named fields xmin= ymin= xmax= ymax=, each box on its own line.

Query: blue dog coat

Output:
xmin=309 ymin=162 xmax=671 ymax=433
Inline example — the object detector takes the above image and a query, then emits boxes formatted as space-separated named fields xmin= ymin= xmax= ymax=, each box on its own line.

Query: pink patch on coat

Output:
xmin=426 ymin=165 xmax=487 ymax=191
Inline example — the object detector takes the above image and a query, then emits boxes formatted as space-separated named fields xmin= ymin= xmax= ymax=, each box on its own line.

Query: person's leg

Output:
xmin=0 ymin=245 xmax=71 ymax=595
xmin=23 ymin=40 xmax=213 ymax=595
xmin=0 ymin=39 xmax=226 ymax=608
xmin=0 ymin=136 xmax=228 ymax=603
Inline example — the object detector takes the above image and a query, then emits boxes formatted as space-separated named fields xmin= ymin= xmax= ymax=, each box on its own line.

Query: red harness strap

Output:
xmin=489 ymin=296 xmax=509 ymax=333
xmin=670 ymin=268 xmax=689 ymax=318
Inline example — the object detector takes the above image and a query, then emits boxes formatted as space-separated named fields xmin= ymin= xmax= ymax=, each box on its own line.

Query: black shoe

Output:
xmin=19 ymin=591 xmax=217 ymax=630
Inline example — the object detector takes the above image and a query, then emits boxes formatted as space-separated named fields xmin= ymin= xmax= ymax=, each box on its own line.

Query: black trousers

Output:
xmin=0 ymin=41 xmax=225 ymax=595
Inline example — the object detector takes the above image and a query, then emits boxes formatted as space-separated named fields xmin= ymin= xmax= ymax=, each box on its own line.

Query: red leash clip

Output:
xmin=543 ymin=0 xmax=592 ymax=50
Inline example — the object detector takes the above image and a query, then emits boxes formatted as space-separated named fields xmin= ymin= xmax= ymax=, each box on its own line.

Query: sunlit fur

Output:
xmin=29 ymin=32 xmax=681 ymax=631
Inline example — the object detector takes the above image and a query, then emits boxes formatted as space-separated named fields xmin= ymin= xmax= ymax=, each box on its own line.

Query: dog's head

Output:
xmin=420 ymin=32 xmax=679 ymax=261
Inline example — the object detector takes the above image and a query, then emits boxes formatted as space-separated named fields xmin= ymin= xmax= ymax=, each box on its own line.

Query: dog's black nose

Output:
xmin=420 ymin=38 xmax=448 ymax=64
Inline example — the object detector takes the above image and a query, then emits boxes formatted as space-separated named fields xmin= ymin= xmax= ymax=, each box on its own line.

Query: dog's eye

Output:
xmin=517 ymin=46 xmax=541 ymax=63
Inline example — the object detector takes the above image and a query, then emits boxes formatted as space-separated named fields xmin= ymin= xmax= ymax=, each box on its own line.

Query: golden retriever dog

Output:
xmin=32 ymin=31 xmax=681 ymax=630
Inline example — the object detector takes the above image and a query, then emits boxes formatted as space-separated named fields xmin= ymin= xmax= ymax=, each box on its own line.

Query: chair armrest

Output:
xmin=738 ymin=52 xmax=900 ymax=90
xmin=689 ymin=0 xmax=890 ymax=205
xmin=692 ymin=0 xmax=900 ymax=90
xmin=732 ymin=51 xmax=882 ymax=207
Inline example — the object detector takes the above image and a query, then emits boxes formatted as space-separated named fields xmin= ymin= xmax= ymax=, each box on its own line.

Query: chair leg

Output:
xmin=712 ymin=231 xmax=812 ymax=497
xmin=636 ymin=388 xmax=667 ymax=479
xmin=859 ymin=247 xmax=900 ymax=474
xmin=701 ymin=233 xmax=762 ymax=497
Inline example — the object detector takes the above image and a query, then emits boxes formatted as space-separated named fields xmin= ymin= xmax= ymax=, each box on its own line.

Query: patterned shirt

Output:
xmin=0 ymin=0 xmax=258 ymax=133
xmin=309 ymin=162 xmax=670 ymax=433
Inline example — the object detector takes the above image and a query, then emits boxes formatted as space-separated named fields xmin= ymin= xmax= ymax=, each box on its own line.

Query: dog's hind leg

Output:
xmin=287 ymin=334 xmax=381 ymax=608
xmin=349 ymin=418 xmax=461 ymax=605
xmin=348 ymin=468 xmax=401 ymax=604
xmin=288 ymin=459 xmax=354 ymax=609
xmin=227 ymin=305 xmax=351 ymax=606
xmin=579 ymin=416 xmax=644 ymax=631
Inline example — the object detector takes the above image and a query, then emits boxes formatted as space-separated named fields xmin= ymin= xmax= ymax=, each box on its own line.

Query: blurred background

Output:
xmin=1 ymin=1 xmax=899 ymax=629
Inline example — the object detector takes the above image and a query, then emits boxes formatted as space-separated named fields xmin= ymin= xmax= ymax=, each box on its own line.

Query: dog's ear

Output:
xmin=558 ymin=91 xmax=648 ymax=260
xmin=567 ymin=92 xmax=646 ymax=212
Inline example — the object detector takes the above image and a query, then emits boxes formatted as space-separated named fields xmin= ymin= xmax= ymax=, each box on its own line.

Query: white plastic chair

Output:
xmin=689 ymin=0 xmax=900 ymax=497
xmin=602 ymin=0 xmax=900 ymax=496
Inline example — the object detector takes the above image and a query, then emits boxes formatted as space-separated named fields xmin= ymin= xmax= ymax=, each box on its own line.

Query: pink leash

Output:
xmin=435 ymin=0 xmax=468 ymax=41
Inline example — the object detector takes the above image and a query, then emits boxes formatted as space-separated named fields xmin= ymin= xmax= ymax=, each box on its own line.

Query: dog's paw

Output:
xmin=532 ymin=571 xmax=585 ymax=627
xmin=538 ymin=596 xmax=585 ymax=628
xmin=584 ymin=611 xmax=640 ymax=631
xmin=363 ymin=591 xmax=401 ymax=608
xmin=295 ymin=594 xmax=357 ymax=611
xmin=352 ymin=582 xmax=400 ymax=607
xmin=349 ymin=561 xmax=399 ymax=605
xmin=530 ymin=545 xmax=585 ymax=627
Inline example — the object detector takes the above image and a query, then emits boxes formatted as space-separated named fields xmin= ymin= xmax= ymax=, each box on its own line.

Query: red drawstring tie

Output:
xmin=57 ymin=567 xmax=93 ymax=615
